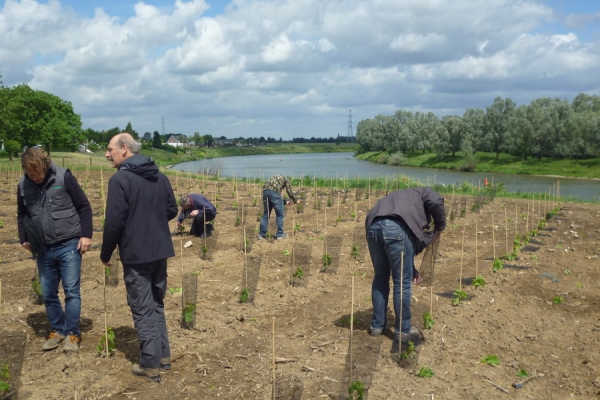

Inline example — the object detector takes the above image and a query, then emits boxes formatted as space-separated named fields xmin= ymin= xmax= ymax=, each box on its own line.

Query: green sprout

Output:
xmin=517 ymin=369 xmax=528 ymax=378
xmin=351 ymin=244 xmax=360 ymax=258
xmin=293 ymin=267 xmax=304 ymax=280
xmin=492 ymin=258 xmax=504 ymax=272
xmin=0 ymin=363 xmax=10 ymax=393
xmin=348 ymin=379 xmax=365 ymax=400
xmin=239 ymin=288 xmax=249 ymax=303
xmin=418 ymin=366 xmax=434 ymax=378
xmin=423 ymin=311 xmax=434 ymax=330
xmin=95 ymin=327 xmax=116 ymax=356
xmin=481 ymin=354 xmax=500 ymax=365
xmin=400 ymin=340 xmax=416 ymax=360
xmin=182 ymin=303 xmax=196 ymax=324
xmin=552 ymin=295 xmax=563 ymax=304
xmin=452 ymin=288 xmax=468 ymax=306
xmin=472 ymin=275 xmax=486 ymax=288
xmin=168 ymin=287 xmax=182 ymax=294
xmin=321 ymin=254 xmax=332 ymax=271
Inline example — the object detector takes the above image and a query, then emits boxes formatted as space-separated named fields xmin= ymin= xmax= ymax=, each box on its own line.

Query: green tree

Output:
xmin=124 ymin=122 xmax=139 ymax=140
xmin=483 ymin=97 xmax=516 ymax=159
xmin=152 ymin=131 xmax=162 ymax=148
xmin=203 ymin=134 xmax=214 ymax=147
xmin=4 ymin=139 xmax=21 ymax=161
xmin=2 ymin=84 xmax=83 ymax=155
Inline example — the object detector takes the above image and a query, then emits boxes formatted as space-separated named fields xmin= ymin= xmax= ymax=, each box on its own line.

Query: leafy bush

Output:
xmin=388 ymin=151 xmax=407 ymax=166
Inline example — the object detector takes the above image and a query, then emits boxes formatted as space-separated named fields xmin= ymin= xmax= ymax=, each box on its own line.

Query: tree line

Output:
xmin=356 ymin=94 xmax=600 ymax=168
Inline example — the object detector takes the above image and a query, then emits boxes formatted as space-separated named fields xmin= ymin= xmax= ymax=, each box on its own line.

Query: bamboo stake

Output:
xmin=272 ymin=317 xmax=276 ymax=400
xmin=337 ymin=192 xmax=340 ymax=219
xmin=203 ymin=207 xmax=207 ymax=248
xmin=0 ymin=279 xmax=2 ymax=305
xmin=460 ymin=225 xmax=465 ymax=291
xmin=491 ymin=213 xmax=496 ymax=260
xmin=527 ymin=201 xmax=530 ymax=235
xmin=504 ymin=205 xmax=508 ymax=255
xmin=244 ymin=226 xmax=248 ymax=290
xmin=292 ymin=213 xmax=296 ymax=268
xmin=514 ymin=205 xmax=518 ymax=241
xmin=398 ymin=250 xmax=404 ymax=362
xmin=102 ymin=265 xmax=109 ymax=357
xmin=349 ymin=275 xmax=355 ymax=385
xmin=475 ymin=219 xmax=479 ymax=277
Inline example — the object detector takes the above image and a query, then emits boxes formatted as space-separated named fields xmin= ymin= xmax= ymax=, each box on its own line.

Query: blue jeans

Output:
xmin=367 ymin=218 xmax=415 ymax=334
xmin=37 ymin=237 xmax=82 ymax=337
xmin=123 ymin=259 xmax=170 ymax=369
xmin=259 ymin=190 xmax=285 ymax=238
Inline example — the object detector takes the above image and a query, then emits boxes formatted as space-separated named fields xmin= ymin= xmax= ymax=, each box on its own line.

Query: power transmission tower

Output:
xmin=346 ymin=109 xmax=354 ymax=142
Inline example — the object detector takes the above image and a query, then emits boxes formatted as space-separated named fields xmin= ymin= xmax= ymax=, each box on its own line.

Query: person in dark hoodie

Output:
xmin=365 ymin=187 xmax=446 ymax=343
xmin=17 ymin=147 xmax=93 ymax=353
xmin=101 ymin=133 xmax=178 ymax=382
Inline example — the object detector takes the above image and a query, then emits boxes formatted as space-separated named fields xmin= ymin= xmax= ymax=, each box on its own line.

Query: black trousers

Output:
xmin=123 ymin=259 xmax=170 ymax=369
xmin=190 ymin=209 xmax=216 ymax=236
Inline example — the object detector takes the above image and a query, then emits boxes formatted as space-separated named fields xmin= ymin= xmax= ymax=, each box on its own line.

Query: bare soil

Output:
xmin=1 ymin=169 xmax=599 ymax=399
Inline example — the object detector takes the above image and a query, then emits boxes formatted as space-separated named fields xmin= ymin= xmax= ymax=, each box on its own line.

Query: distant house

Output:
xmin=165 ymin=135 xmax=183 ymax=148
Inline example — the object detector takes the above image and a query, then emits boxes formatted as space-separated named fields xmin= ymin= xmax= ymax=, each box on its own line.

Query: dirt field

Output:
xmin=1 ymin=167 xmax=599 ymax=400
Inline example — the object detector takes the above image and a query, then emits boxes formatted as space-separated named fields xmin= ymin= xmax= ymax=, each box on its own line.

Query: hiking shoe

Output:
xmin=276 ymin=233 xmax=288 ymax=240
xmin=370 ymin=329 xmax=383 ymax=337
xmin=395 ymin=326 xmax=420 ymax=343
xmin=160 ymin=357 xmax=171 ymax=371
xmin=42 ymin=331 xmax=65 ymax=351
xmin=257 ymin=235 xmax=265 ymax=240
xmin=131 ymin=363 xmax=161 ymax=382
xmin=63 ymin=334 xmax=81 ymax=352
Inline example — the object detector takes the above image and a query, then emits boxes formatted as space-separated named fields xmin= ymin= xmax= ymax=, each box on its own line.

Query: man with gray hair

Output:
xmin=101 ymin=132 xmax=178 ymax=382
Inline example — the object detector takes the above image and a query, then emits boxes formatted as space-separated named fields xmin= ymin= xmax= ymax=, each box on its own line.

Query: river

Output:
xmin=172 ymin=152 xmax=600 ymax=202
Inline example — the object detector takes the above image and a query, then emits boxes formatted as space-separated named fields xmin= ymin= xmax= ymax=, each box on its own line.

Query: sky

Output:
xmin=0 ymin=0 xmax=599 ymax=140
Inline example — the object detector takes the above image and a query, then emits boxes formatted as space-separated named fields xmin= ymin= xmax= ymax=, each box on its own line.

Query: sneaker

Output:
xmin=42 ymin=331 xmax=65 ymax=351
xmin=63 ymin=334 xmax=81 ymax=352
xmin=160 ymin=357 xmax=171 ymax=371
xmin=257 ymin=235 xmax=265 ymax=240
xmin=276 ymin=233 xmax=289 ymax=240
xmin=131 ymin=363 xmax=161 ymax=382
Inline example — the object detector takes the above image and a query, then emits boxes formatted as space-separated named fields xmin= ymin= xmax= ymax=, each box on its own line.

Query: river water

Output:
xmin=172 ymin=152 xmax=600 ymax=202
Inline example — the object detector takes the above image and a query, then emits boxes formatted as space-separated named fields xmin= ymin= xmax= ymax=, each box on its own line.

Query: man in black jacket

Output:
xmin=101 ymin=133 xmax=178 ymax=382
xmin=365 ymin=187 xmax=446 ymax=343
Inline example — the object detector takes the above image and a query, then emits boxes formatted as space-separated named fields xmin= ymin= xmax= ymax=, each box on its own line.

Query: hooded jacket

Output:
xmin=365 ymin=187 xmax=446 ymax=254
xmin=100 ymin=154 xmax=178 ymax=264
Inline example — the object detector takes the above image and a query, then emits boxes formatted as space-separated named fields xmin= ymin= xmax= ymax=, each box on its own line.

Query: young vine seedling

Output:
xmin=492 ymin=258 xmax=504 ymax=272
xmin=422 ymin=311 xmax=434 ymax=329
xmin=239 ymin=288 xmax=249 ymax=303
xmin=472 ymin=275 xmax=486 ymax=288
xmin=348 ymin=379 xmax=365 ymax=400
xmin=418 ymin=366 xmax=434 ymax=378
xmin=481 ymin=354 xmax=500 ymax=365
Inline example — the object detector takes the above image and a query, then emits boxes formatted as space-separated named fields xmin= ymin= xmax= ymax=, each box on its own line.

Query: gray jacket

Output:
xmin=18 ymin=164 xmax=82 ymax=244
xmin=365 ymin=187 xmax=446 ymax=254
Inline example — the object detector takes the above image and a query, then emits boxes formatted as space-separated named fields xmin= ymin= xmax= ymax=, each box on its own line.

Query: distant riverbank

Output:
xmin=355 ymin=151 xmax=600 ymax=180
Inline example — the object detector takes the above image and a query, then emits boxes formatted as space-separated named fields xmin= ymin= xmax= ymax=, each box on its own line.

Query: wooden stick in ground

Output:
xmin=491 ymin=213 xmax=496 ymax=260
xmin=272 ymin=317 xmax=276 ymax=400
xmin=0 ymin=279 xmax=2 ymax=305
xmin=337 ymin=192 xmax=340 ymax=219
xmin=398 ymin=250 xmax=404 ymax=360
xmin=103 ymin=265 xmax=109 ymax=357
xmin=460 ymin=225 xmax=465 ymax=291
xmin=475 ymin=219 xmax=479 ymax=277
xmin=349 ymin=275 xmax=355 ymax=385
xmin=504 ymin=205 xmax=508 ymax=255
xmin=292 ymin=213 xmax=296 ymax=268
xmin=203 ymin=207 xmax=207 ymax=248
xmin=244 ymin=226 xmax=248 ymax=289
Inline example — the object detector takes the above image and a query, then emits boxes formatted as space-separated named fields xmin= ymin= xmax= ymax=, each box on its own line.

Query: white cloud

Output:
xmin=0 ymin=0 xmax=598 ymax=138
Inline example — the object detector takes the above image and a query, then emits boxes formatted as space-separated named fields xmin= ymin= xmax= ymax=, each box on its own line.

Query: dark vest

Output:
xmin=19 ymin=164 xmax=82 ymax=244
